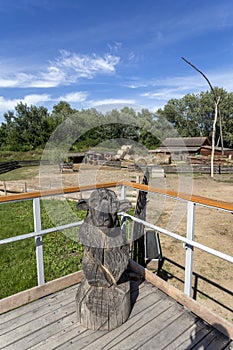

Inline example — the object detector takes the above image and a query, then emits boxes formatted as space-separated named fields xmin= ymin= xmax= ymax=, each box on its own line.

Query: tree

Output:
xmin=157 ymin=95 xmax=201 ymax=138
xmin=51 ymin=101 xmax=76 ymax=127
xmin=157 ymin=88 xmax=233 ymax=149
xmin=0 ymin=103 xmax=52 ymax=151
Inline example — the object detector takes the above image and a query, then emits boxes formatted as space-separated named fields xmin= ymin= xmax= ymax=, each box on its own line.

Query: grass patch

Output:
xmin=0 ymin=199 xmax=85 ymax=299
xmin=214 ymin=177 xmax=233 ymax=183
xmin=198 ymin=292 xmax=208 ymax=300
xmin=0 ymin=149 xmax=43 ymax=162
xmin=0 ymin=166 xmax=39 ymax=181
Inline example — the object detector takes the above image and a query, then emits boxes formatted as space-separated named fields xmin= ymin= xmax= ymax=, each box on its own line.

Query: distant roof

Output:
xmin=155 ymin=146 xmax=200 ymax=153
xmin=86 ymin=150 xmax=116 ymax=155
xmin=152 ymin=137 xmax=211 ymax=154
xmin=201 ymin=145 xmax=233 ymax=152
xmin=160 ymin=137 xmax=210 ymax=148
xmin=68 ymin=152 xmax=85 ymax=157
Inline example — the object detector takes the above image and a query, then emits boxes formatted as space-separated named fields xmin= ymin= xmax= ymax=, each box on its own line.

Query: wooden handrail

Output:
xmin=0 ymin=182 xmax=119 ymax=203
xmin=0 ymin=180 xmax=232 ymax=212
xmin=121 ymin=181 xmax=233 ymax=212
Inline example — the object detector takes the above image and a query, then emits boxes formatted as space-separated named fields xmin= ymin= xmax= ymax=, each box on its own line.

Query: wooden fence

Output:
xmin=161 ymin=164 xmax=233 ymax=174
xmin=0 ymin=160 xmax=50 ymax=175
xmin=0 ymin=161 xmax=19 ymax=174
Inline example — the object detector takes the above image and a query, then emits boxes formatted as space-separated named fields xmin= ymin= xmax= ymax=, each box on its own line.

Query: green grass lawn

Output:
xmin=0 ymin=166 xmax=39 ymax=181
xmin=0 ymin=199 xmax=85 ymax=299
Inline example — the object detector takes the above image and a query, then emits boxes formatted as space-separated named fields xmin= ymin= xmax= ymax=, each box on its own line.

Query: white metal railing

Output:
xmin=0 ymin=197 xmax=84 ymax=286
xmin=120 ymin=184 xmax=233 ymax=297
xmin=0 ymin=182 xmax=232 ymax=300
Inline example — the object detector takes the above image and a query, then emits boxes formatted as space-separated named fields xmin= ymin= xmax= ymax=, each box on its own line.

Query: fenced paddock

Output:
xmin=0 ymin=181 xmax=232 ymax=348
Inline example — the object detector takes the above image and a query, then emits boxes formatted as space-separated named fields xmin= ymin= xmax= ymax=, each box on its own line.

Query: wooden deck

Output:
xmin=0 ymin=279 xmax=232 ymax=350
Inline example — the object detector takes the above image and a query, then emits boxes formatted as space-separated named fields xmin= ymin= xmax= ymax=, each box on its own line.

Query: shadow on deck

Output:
xmin=0 ymin=276 xmax=232 ymax=350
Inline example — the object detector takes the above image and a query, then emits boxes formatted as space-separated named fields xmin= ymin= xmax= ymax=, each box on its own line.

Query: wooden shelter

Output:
xmin=200 ymin=145 xmax=233 ymax=157
xmin=155 ymin=137 xmax=211 ymax=160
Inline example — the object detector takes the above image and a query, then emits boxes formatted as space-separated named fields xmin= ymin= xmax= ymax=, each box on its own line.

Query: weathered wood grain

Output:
xmin=0 ymin=291 xmax=75 ymax=335
xmin=75 ymin=188 xmax=132 ymax=331
xmin=0 ymin=280 xmax=231 ymax=350
xmin=129 ymin=259 xmax=233 ymax=340
xmin=0 ymin=284 xmax=77 ymax=325
xmin=76 ymin=278 xmax=131 ymax=331
xmin=0 ymin=302 xmax=75 ymax=348
xmin=0 ymin=271 xmax=83 ymax=315
xmin=164 ymin=319 xmax=212 ymax=349
xmin=82 ymin=245 xmax=129 ymax=287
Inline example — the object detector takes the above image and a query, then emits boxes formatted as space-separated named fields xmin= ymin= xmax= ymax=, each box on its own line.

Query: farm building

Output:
xmin=200 ymin=145 xmax=233 ymax=157
xmin=153 ymin=137 xmax=211 ymax=160
xmin=67 ymin=152 xmax=85 ymax=163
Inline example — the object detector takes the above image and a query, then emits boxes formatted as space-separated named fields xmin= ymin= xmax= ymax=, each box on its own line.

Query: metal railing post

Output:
xmin=121 ymin=185 xmax=127 ymax=235
xmin=184 ymin=201 xmax=195 ymax=297
xmin=33 ymin=197 xmax=45 ymax=285
xmin=121 ymin=184 xmax=126 ymax=200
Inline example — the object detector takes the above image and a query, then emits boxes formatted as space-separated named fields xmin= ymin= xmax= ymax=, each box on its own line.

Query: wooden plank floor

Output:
xmin=0 ymin=280 xmax=232 ymax=350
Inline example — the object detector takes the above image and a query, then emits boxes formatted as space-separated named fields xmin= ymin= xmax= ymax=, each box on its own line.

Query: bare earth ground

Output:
xmin=1 ymin=164 xmax=233 ymax=322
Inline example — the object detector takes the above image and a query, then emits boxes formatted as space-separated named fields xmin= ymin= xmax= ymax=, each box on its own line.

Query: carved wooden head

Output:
xmin=77 ymin=189 xmax=131 ymax=228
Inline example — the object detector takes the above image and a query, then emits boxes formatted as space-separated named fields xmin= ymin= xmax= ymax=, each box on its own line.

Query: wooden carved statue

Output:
xmin=75 ymin=188 xmax=132 ymax=331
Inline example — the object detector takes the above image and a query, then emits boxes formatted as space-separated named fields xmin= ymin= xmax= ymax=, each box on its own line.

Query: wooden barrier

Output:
xmin=0 ymin=161 xmax=19 ymax=174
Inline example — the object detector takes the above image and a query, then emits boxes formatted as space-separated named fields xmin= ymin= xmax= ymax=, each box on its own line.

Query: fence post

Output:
xmin=184 ymin=201 xmax=195 ymax=297
xmin=3 ymin=181 xmax=7 ymax=195
xmin=33 ymin=197 xmax=45 ymax=286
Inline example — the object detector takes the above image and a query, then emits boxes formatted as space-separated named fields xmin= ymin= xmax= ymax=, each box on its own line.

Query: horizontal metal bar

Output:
xmin=0 ymin=221 xmax=83 ymax=245
xmin=120 ymin=213 xmax=233 ymax=264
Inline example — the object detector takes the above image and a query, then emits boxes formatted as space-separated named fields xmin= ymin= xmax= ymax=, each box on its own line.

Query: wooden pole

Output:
xmin=211 ymin=97 xmax=220 ymax=177
xmin=181 ymin=57 xmax=220 ymax=178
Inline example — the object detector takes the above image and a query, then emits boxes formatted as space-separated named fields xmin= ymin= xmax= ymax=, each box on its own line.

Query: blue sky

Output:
xmin=1 ymin=0 xmax=233 ymax=122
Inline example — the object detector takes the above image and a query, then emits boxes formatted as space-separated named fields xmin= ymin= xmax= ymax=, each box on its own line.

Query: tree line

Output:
xmin=0 ymin=87 xmax=233 ymax=153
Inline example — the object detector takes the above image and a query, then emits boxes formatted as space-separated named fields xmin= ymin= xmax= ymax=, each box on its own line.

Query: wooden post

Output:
xmin=3 ymin=181 xmax=7 ymax=195
xmin=75 ymin=189 xmax=132 ymax=331
xmin=132 ymin=168 xmax=149 ymax=266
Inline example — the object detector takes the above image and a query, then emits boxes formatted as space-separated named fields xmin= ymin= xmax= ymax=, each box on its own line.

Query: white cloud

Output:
xmin=0 ymin=96 xmax=20 ymax=112
xmin=142 ymin=89 xmax=185 ymax=100
xmin=0 ymin=94 xmax=52 ymax=114
xmin=56 ymin=50 xmax=120 ymax=79
xmin=88 ymin=98 xmax=139 ymax=113
xmin=23 ymin=94 xmax=51 ymax=105
xmin=0 ymin=51 xmax=120 ymax=88
xmin=133 ymin=67 xmax=233 ymax=110
xmin=58 ymin=91 xmax=88 ymax=102
xmin=91 ymin=98 xmax=136 ymax=107
xmin=0 ymin=91 xmax=89 ymax=119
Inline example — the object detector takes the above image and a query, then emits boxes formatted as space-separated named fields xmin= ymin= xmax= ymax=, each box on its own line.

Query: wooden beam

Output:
xmin=0 ymin=270 xmax=83 ymax=315
xmin=129 ymin=259 xmax=233 ymax=340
